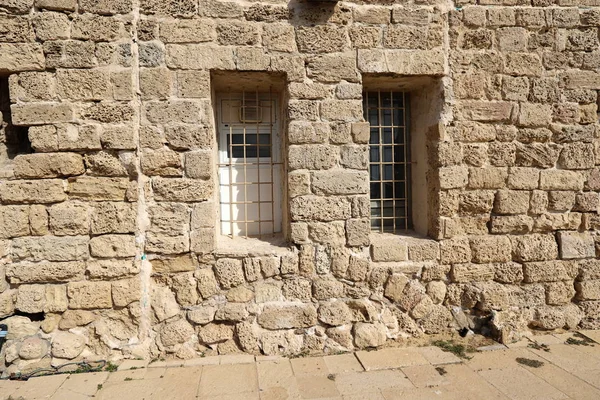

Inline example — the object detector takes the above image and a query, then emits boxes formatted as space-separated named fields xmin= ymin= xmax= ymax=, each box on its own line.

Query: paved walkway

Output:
xmin=2 ymin=330 xmax=600 ymax=400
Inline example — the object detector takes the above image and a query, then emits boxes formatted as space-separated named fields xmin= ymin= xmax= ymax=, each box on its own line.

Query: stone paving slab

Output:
xmin=4 ymin=334 xmax=600 ymax=400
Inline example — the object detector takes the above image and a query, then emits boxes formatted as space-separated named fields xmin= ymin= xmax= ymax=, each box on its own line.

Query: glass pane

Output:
xmin=382 ymin=109 xmax=392 ymax=126
xmin=383 ymin=164 xmax=393 ymax=180
xmin=393 ymin=93 xmax=404 ymax=108
xmin=394 ymin=146 xmax=405 ymax=163
xmin=245 ymin=146 xmax=257 ymax=158
xmin=383 ymin=128 xmax=392 ymax=144
xmin=370 ymin=146 xmax=380 ymax=162
xmin=394 ymin=109 xmax=404 ymax=126
xmin=395 ymin=184 xmax=406 ymax=199
xmin=383 ymin=146 xmax=393 ymax=162
xmin=370 ymin=165 xmax=380 ymax=180
xmin=231 ymin=147 xmax=244 ymax=158
xmin=370 ymin=128 xmax=379 ymax=144
xmin=368 ymin=108 xmax=378 ymax=125
xmin=258 ymin=146 xmax=270 ymax=158
xmin=381 ymin=92 xmax=392 ymax=108
xmin=394 ymin=127 xmax=405 ymax=144
xmin=383 ymin=182 xmax=394 ymax=198
xmin=370 ymin=182 xmax=380 ymax=199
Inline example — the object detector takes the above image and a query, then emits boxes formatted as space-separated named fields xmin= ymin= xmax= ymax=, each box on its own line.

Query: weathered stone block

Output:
xmin=470 ymin=236 xmax=512 ymax=263
xmin=152 ymin=178 xmax=212 ymax=202
xmin=258 ymin=304 xmax=317 ymax=329
xmin=11 ymin=103 xmax=73 ymax=125
xmin=67 ymin=177 xmax=130 ymax=201
xmin=0 ymin=43 xmax=44 ymax=73
xmin=6 ymin=261 xmax=85 ymax=283
xmin=558 ymin=231 xmax=595 ymax=260
xmin=48 ymin=202 xmax=89 ymax=235
xmin=67 ymin=281 xmax=112 ymax=309
xmin=290 ymin=196 xmax=351 ymax=222
xmin=87 ymin=259 xmax=138 ymax=279
xmin=511 ymin=234 xmax=558 ymax=262
xmin=91 ymin=202 xmax=136 ymax=234
xmin=214 ymin=259 xmax=244 ymax=289
xmin=12 ymin=236 xmax=88 ymax=262
xmin=89 ymin=234 xmax=136 ymax=258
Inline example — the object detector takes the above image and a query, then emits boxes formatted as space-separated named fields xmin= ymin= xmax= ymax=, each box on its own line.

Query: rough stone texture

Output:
xmin=0 ymin=0 xmax=599 ymax=372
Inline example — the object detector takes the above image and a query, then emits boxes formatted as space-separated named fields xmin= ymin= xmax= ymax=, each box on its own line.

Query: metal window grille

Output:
xmin=364 ymin=91 xmax=412 ymax=232
xmin=217 ymin=90 xmax=283 ymax=238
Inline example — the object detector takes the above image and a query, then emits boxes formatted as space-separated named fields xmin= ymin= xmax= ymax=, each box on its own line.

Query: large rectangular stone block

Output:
xmin=311 ymin=170 xmax=368 ymax=195
xmin=290 ymin=195 xmax=352 ymax=222
xmin=67 ymin=281 xmax=112 ymax=309
xmin=0 ymin=43 xmax=44 ymax=73
xmin=166 ymin=44 xmax=234 ymax=69
xmin=6 ymin=261 xmax=85 ymax=283
xmin=0 ymin=180 xmax=66 ymax=204
xmin=13 ymin=153 xmax=85 ymax=179
xmin=0 ymin=206 xmax=30 ymax=238
xmin=12 ymin=235 xmax=89 ymax=262
xmin=152 ymin=178 xmax=212 ymax=202
xmin=539 ymin=170 xmax=584 ymax=191
xmin=558 ymin=231 xmax=595 ymax=260
xmin=11 ymin=103 xmax=74 ymax=125
xmin=67 ymin=177 xmax=130 ymax=201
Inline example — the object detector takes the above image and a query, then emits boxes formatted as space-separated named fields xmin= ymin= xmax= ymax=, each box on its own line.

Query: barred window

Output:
xmin=217 ymin=91 xmax=283 ymax=238
xmin=364 ymin=91 xmax=412 ymax=232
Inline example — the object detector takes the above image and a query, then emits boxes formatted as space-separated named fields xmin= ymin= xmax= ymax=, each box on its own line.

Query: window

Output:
xmin=0 ymin=77 xmax=31 ymax=167
xmin=217 ymin=91 xmax=283 ymax=238
xmin=364 ymin=91 xmax=411 ymax=232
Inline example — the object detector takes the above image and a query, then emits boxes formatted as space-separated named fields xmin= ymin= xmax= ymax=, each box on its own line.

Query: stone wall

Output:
xmin=1 ymin=0 xmax=600 ymax=374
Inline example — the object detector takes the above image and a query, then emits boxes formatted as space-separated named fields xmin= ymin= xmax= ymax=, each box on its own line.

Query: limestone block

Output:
xmin=468 ymin=167 xmax=508 ymax=189
xmin=439 ymin=237 xmax=471 ymax=264
xmin=533 ymin=213 xmax=580 ymax=233
xmin=214 ymin=259 xmax=244 ymax=289
xmin=282 ymin=278 xmax=311 ymax=302
xmin=160 ymin=319 xmax=194 ymax=347
xmin=9 ymin=72 xmax=55 ymax=102
xmin=458 ymin=101 xmax=513 ymax=122
xmin=312 ymin=277 xmax=344 ymax=300
xmin=384 ymin=273 xmax=409 ymax=302
xmin=288 ymin=100 xmax=319 ymax=121
xmin=540 ymin=170 xmax=584 ymax=191
xmin=12 ymin=236 xmax=89 ymax=262
xmin=438 ymin=166 xmax=468 ymax=189
xmin=28 ymin=125 xmax=58 ymax=152
xmin=260 ymin=257 xmax=280 ymax=278
xmin=6 ymin=261 xmax=85 ymax=283
xmin=576 ymin=281 xmax=600 ymax=301
xmin=89 ymin=234 xmax=136 ymax=258
xmin=318 ymin=301 xmax=352 ymax=326
xmin=67 ymin=281 xmax=112 ymax=309
xmin=517 ymin=103 xmax=552 ymax=127
xmin=185 ymin=150 xmax=212 ymax=179
xmin=139 ymin=41 xmax=165 ymax=67
xmin=19 ymin=336 xmax=49 ymax=360
xmin=546 ymin=281 xmax=575 ymax=305
xmin=84 ymin=151 xmax=128 ymax=177
xmin=0 ymin=43 xmax=44 ymax=73
xmin=58 ymin=125 xmax=102 ymax=151
xmin=152 ymin=255 xmax=195 ymax=274
xmin=187 ymin=306 xmax=215 ymax=324
xmin=141 ymin=148 xmax=182 ymax=176
xmin=385 ymin=49 xmax=445 ymax=75
xmin=56 ymin=69 xmax=111 ymax=100
xmin=0 ymin=206 xmax=29 ymax=239
xmin=552 ymin=124 xmax=595 ymax=144
xmin=171 ymin=272 xmax=198 ymax=306
xmin=145 ymin=100 xmax=208 ymax=124
xmin=191 ymin=202 xmax=214 ymax=230
xmin=243 ymin=258 xmax=261 ymax=282
xmin=353 ymin=322 xmax=386 ymax=348
xmin=166 ymin=45 xmax=235 ymax=70
xmin=236 ymin=47 xmax=271 ymax=71
xmin=494 ymin=190 xmax=530 ymax=215
xmin=13 ymin=153 xmax=84 ymax=179
xmin=307 ymin=52 xmax=359 ymax=83
xmin=16 ymin=284 xmax=46 ymax=313
xmin=91 ymin=202 xmax=136 ymax=234
xmin=48 ymin=202 xmax=89 ymax=236
xmin=258 ymin=304 xmax=317 ymax=329
xmin=371 ymin=236 xmax=408 ymax=262
xmin=558 ymin=231 xmax=595 ymax=260
xmin=44 ymin=40 xmax=96 ymax=69
xmin=290 ymin=196 xmax=351 ymax=222
xmin=71 ymin=14 xmax=127 ymax=42
xmin=67 ymin=177 xmax=130 ymax=201
xmin=560 ymin=71 xmax=600 ymax=90
xmin=288 ymin=121 xmax=328 ymax=144
xmin=469 ymin=236 xmax=512 ymax=263
xmin=270 ymin=54 xmax=305 ymax=82
xmin=321 ymin=100 xmax=362 ymax=122
xmin=165 ymin=125 xmax=211 ymax=149
xmin=451 ymin=264 xmax=494 ymax=282
xmin=458 ymin=190 xmax=494 ymax=214
xmin=216 ymin=20 xmax=258 ymax=45
xmin=504 ymin=53 xmax=543 ymax=76
xmin=384 ymin=25 xmax=427 ymax=49
xmin=151 ymin=285 xmax=179 ymax=321
xmin=215 ymin=303 xmax=248 ymax=322
xmin=548 ymin=191 xmax=575 ymax=212
xmin=490 ymin=215 xmax=534 ymax=234
xmin=139 ymin=68 xmax=172 ymax=99
xmin=311 ymin=170 xmax=368 ymax=196
xmin=11 ymin=103 xmax=74 ymax=125
xmin=296 ymin=25 xmax=348 ymax=53
xmin=146 ymin=232 xmax=189 ymax=254
xmin=160 ymin=19 xmax=215 ymax=43
xmin=507 ymin=167 xmax=539 ymax=190
xmin=51 ymin=332 xmax=85 ymax=359
xmin=559 ymin=143 xmax=595 ymax=170
xmin=87 ymin=259 xmax=138 ymax=279
xmin=511 ymin=234 xmax=558 ymax=262
xmin=149 ymin=202 xmax=189 ymax=235
xmin=198 ymin=323 xmax=233 ymax=344
xmin=346 ymin=219 xmax=370 ymax=247
xmin=226 ymin=285 xmax=254 ymax=303
xmin=152 ymin=178 xmax=212 ymax=202
xmin=262 ymin=23 xmax=296 ymax=53
xmin=78 ymin=0 xmax=132 ymax=14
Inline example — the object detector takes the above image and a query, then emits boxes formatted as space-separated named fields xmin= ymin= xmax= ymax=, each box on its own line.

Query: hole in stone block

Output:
xmin=1 ymin=77 xmax=32 ymax=164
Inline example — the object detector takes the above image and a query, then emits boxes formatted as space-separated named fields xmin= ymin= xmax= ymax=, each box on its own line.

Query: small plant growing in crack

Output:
xmin=124 ymin=377 xmax=133 ymax=381
xmin=516 ymin=358 xmax=544 ymax=368
xmin=527 ymin=342 xmax=550 ymax=352
xmin=435 ymin=366 xmax=447 ymax=376
xmin=432 ymin=340 xmax=474 ymax=360
xmin=327 ymin=374 xmax=336 ymax=381
xmin=565 ymin=333 xmax=595 ymax=347
xmin=105 ymin=362 xmax=118 ymax=372
xmin=97 ymin=384 xmax=103 ymax=390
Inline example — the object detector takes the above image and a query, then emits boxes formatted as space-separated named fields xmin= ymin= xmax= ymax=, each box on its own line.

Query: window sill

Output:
xmin=369 ymin=231 xmax=439 ymax=263
xmin=215 ymin=234 xmax=292 ymax=258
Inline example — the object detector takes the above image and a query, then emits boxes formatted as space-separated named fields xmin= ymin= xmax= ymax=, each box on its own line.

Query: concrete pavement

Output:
xmin=2 ymin=331 xmax=600 ymax=400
